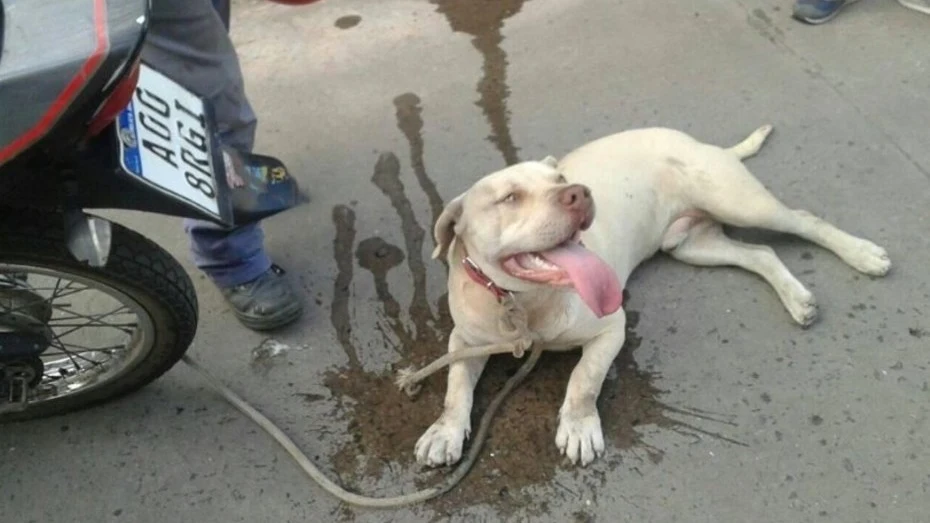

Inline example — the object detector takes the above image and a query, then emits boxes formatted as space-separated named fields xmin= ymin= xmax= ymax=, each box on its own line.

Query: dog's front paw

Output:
xmin=556 ymin=408 xmax=605 ymax=466
xmin=844 ymin=240 xmax=891 ymax=277
xmin=415 ymin=416 xmax=469 ymax=467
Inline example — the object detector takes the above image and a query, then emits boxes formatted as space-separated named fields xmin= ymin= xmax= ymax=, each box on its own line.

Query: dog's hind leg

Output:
xmin=680 ymin=151 xmax=891 ymax=276
xmin=664 ymin=220 xmax=819 ymax=326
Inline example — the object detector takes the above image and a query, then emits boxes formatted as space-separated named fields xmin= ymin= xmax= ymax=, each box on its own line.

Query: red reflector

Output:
xmin=87 ymin=59 xmax=141 ymax=137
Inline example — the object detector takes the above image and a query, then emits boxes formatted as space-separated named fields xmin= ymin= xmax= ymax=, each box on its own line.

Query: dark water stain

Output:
xmin=752 ymin=8 xmax=772 ymax=25
xmin=325 ymin=148 xmax=454 ymax=495
xmin=295 ymin=392 xmax=326 ymax=404
xmin=331 ymin=205 xmax=362 ymax=370
xmin=355 ymin=237 xmax=406 ymax=329
xmin=573 ymin=511 xmax=597 ymax=523
xmin=748 ymin=6 xmax=784 ymax=45
xmin=324 ymin=128 xmax=455 ymax=513
xmin=842 ymin=457 xmax=854 ymax=474
xmin=432 ymin=0 xmax=527 ymax=165
xmin=371 ymin=152 xmax=438 ymax=340
xmin=394 ymin=93 xmax=446 ymax=232
xmin=355 ymin=235 xmax=420 ymax=357
xmin=334 ymin=15 xmax=361 ymax=29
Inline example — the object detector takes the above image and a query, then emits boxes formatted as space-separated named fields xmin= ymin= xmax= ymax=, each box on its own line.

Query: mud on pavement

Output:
xmin=322 ymin=285 xmax=739 ymax=518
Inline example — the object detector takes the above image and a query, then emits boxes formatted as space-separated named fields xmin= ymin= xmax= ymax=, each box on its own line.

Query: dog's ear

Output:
xmin=432 ymin=193 xmax=465 ymax=260
xmin=540 ymin=155 xmax=558 ymax=168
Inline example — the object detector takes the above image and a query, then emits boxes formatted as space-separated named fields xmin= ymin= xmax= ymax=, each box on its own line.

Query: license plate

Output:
xmin=115 ymin=64 xmax=224 ymax=220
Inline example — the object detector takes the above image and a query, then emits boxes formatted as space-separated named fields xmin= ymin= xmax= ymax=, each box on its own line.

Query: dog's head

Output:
xmin=433 ymin=156 xmax=622 ymax=317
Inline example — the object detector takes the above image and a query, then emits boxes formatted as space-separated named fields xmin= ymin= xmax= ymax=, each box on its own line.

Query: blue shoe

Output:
xmin=792 ymin=0 xmax=854 ymax=24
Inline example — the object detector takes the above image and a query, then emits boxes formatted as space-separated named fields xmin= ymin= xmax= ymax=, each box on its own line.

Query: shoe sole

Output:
xmin=232 ymin=301 xmax=304 ymax=331
xmin=792 ymin=0 xmax=861 ymax=24
xmin=793 ymin=10 xmax=843 ymax=24
xmin=897 ymin=0 xmax=930 ymax=14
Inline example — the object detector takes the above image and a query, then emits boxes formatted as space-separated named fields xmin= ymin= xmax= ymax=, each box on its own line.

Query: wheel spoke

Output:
xmin=48 ymin=305 xmax=136 ymax=336
xmin=46 ymin=322 xmax=138 ymax=328
xmin=48 ymin=339 xmax=83 ymax=371
xmin=50 ymin=306 xmax=132 ymax=322
xmin=0 ymin=278 xmax=90 ymax=317
xmin=49 ymin=347 xmax=103 ymax=367
xmin=4 ymin=285 xmax=89 ymax=293
xmin=46 ymin=330 xmax=106 ymax=368
xmin=50 ymin=342 xmax=128 ymax=353
xmin=1 ymin=262 xmax=157 ymax=408
xmin=47 ymin=286 xmax=91 ymax=301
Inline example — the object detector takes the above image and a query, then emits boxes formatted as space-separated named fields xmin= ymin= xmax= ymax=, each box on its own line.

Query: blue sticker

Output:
xmin=117 ymin=102 xmax=143 ymax=178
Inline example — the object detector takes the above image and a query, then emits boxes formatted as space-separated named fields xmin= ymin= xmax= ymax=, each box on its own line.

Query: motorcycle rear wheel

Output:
xmin=0 ymin=209 xmax=197 ymax=422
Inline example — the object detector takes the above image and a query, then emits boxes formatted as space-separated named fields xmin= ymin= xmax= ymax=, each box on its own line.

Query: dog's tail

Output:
xmin=726 ymin=124 xmax=774 ymax=160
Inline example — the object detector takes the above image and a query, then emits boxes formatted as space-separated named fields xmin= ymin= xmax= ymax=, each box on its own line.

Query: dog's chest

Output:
xmin=523 ymin=297 xmax=599 ymax=349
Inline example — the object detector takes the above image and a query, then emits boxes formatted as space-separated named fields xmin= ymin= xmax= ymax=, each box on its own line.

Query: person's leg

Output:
xmin=212 ymin=0 xmax=231 ymax=29
xmin=792 ymin=0 xmax=859 ymax=24
xmin=142 ymin=0 xmax=302 ymax=330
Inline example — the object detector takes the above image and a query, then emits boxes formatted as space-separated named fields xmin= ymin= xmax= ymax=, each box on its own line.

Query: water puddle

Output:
xmin=432 ymin=0 xmax=529 ymax=165
xmin=394 ymin=93 xmax=445 ymax=229
xmin=334 ymin=15 xmax=361 ymax=29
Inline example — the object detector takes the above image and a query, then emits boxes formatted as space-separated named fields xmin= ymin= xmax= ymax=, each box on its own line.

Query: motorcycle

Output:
xmin=0 ymin=0 xmax=305 ymax=422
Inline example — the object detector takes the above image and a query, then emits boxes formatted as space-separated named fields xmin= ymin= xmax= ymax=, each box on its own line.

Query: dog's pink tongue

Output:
xmin=540 ymin=243 xmax=623 ymax=317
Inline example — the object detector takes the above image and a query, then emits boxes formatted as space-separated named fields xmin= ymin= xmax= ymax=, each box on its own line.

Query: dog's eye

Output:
xmin=556 ymin=174 xmax=567 ymax=183
xmin=501 ymin=192 xmax=518 ymax=203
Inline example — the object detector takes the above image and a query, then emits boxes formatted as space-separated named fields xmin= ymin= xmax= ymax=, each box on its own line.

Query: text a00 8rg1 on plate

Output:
xmin=117 ymin=64 xmax=221 ymax=217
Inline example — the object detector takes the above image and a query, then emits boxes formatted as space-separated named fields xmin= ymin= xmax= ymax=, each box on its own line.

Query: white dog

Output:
xmin=414 ymin=125 xmax=891 ymax=467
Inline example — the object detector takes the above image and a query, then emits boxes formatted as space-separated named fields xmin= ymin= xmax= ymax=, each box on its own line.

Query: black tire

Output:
xmin=0 ymin=209 xmax=198 ymax=422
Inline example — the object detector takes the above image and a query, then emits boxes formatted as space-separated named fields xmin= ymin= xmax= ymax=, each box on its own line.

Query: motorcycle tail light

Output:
xmin=86 ymin=57 xmax=141 ymax=137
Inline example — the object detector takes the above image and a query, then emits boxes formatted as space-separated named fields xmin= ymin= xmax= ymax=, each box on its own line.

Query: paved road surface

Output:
xmin=3 ymin=0 xmax=929 ymax=521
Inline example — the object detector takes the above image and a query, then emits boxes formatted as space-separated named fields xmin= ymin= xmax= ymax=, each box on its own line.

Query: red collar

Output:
xmin=461 ymin=256 xmax=514 ymax=302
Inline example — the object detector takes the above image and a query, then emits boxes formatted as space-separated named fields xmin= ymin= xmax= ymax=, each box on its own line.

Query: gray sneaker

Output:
xmin=792 ymin=0 xmax=857 ymax=24
xmin=221 ymin=264 xmax=303 ymax=331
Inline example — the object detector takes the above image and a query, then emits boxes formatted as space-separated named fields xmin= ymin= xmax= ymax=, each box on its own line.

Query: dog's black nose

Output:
xmin=559 ymin=184 xmax=591 ymax=210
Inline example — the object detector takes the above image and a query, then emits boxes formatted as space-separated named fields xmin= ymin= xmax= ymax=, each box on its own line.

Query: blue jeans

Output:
xmin=144 ymin=0 xmax=271 ymax=287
